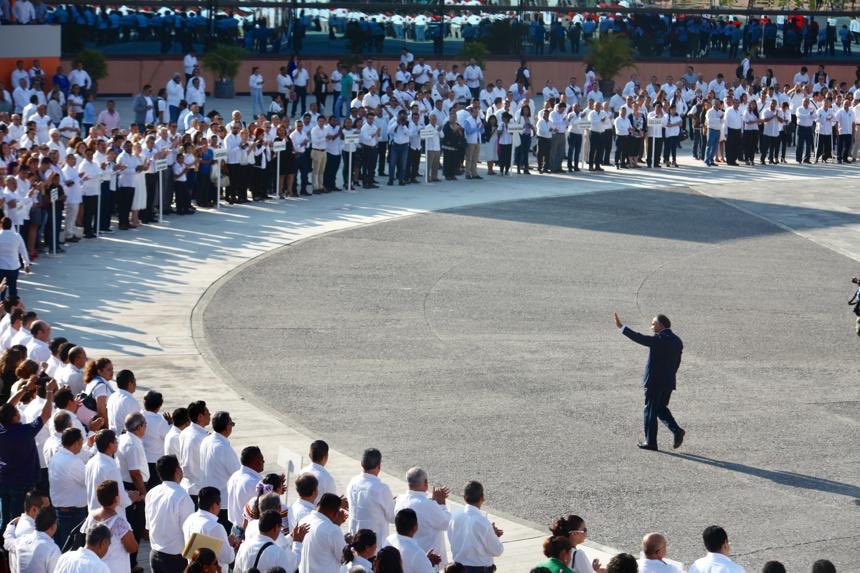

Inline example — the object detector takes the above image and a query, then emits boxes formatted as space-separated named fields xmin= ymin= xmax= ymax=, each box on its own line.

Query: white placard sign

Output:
xmin=343 ymin=132 xmax=360 ymax=144
xmin=420 ymin=126 xmax=437 ymax=139
xmin=155 ymin=159 xmax=169 ymax=172
xmin=508 ymin=122 xmax=523 ymax=135
xmin=647 ymin=117 xmax=664 ymax=127
xmin=272 ymin=140 xmax=287 ymax=152
xmin=213 ymin=148 xmax=227 ymax=160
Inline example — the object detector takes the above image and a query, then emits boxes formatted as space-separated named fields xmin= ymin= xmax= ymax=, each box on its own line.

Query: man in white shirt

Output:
xmin=346 ymin=448 xmax=395 ymax=544
xmin=185 ymin=77 xmax=205 ymax=113
xmin=3 ymin=491 xmax=49 ymax=572
xmin=289 ymin=473 xmax=318 ymax=531
xmin=236 ymin=509 xmax=306 ymax=573
xmin=385 ymin=508 xmax=438 ymax=573
xmin=166 ymin=73 xmax=184 ymax=123
xmin=106 ymin=369 xmax=140 ymax=433
xmin=12 ymin=0 xmax=36 ymax=24
xmin=300 ymin=439 xmax=337 ymax=504
xmin=463 ymin=60 xmax=483 ymax=100
xmin=183 ymin=53 xmax=198 ymax=82
xmin=688 ymin=526 xmax=746 ymax=573
xmin=178 ymin=400 xmax=210 ymax=505
xmin=298 ymin=493 xmax=347 ymax=573
xmin=226 ymin=445 xmax=264 ymax=539
xmin=15 ymin=506 xmax=60 ymax=573
xmin=291 ymin=60 xmax=310 ymax=117
xmin=25 ymin=320 xmax=50 ymax=363
xmin=145 ymin=454 xmax=195 ymax=573
xmin=835 ymin=99 xmax=854 ymax=164
xmin=395 ymin=467 xmax=450 ymax=566
xmin=637 ymin=532 xmax=684 ymax=573
xmin=48 ymin=428 xmax=89 ymax=546
xmin=447 ymin=481 xmax=504 ymax=569
xmin=142 ymin=391 xmax=170 ymax=488
xmin=53 ymin=523 xmax=111 ymax=573
xmin=199 ymin=411 xmax=240 ymax=531
xmin=182 ymin=487 xmax=235 ymax=567
xmin=117 ymin=412 xmax=149 ymax=568
xmin=85 ymin=430 xmax=137 ymax=511
xmin=309 ymin=115 xmax=328 ymax=193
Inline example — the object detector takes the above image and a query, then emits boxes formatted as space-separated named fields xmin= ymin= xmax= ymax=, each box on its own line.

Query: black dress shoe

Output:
xmin=673 ymin=429 xmax=686 ymax=449
xmin=637 ymin=442 xmax=658 ymax=451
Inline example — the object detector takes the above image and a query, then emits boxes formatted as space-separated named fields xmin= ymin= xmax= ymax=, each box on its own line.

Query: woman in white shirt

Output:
xmin=81 ymin=480 xmax=137 ymax=573
xmin=742 ymin=100 xmax=761 ymax=166
xmin=340 ymin=117 xmax=359 ymax=191
xmin=340 ymin=529 xmax=376 ymax=573
xmin=131 ymin=141 xmax=149 ymax=227
xmin=663 ymin=105 xmax=683 ymax=167
xmin=497 ymin=112 xmax=514 ymax=176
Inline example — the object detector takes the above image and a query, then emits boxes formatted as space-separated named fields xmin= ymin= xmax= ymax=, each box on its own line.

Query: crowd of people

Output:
xmin=0 ymin=50 xmax=855 ymax=573
xmin=0 ymin=320 xmax=846 ymax=573
xmin=1 ymin=56 xmax=860 ymax=266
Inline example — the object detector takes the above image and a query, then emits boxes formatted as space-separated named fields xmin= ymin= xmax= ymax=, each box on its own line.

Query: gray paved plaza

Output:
xmin=202 ymin=182 xmax=860 ymax=571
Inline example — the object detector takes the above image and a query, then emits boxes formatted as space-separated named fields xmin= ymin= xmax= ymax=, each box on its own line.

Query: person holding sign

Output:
xmin=497 ymin=112 xmax=514 ymax=176
xmin=424 ymin=115 xmax=443 ymax=182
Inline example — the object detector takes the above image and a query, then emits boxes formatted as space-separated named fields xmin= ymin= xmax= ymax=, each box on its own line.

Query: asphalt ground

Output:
xmin=201 ymin=184 xmax=860 ymax=571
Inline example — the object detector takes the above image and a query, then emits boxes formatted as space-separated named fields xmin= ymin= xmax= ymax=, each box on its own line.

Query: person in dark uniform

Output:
xmin=614 ymin=312 xmax=685 ymax=451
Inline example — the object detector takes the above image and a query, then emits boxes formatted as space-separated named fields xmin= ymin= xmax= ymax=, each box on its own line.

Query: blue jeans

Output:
xmin=388 ymin=142 xmax=408 ymax=184
xmin=705 ymin=128 xmax=720 ymax=165
xmin=251 ymin=87 xmax=264 ymax=117
xmin=55 ymin=506 xmax=88 ymax=549
xmin=0 ymin=268 xmax=20 ymax=299
xmin=692 ymin=128 xmax=704 ymax=159
xmin=168 ymin=105 xmax=180 ymax=124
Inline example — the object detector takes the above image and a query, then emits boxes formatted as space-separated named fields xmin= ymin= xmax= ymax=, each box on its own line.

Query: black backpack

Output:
xmin=735 ymin=64 xmax=744 ymax=79
xmin=79 ymin=378 xmax=108 ymax=412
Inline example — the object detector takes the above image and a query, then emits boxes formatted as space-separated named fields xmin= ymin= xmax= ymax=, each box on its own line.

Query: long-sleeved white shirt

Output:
xmin=178 ymin=422 xmax=209 ymax=495
xmin=300 ymin=462 xmax=337 ymax=504
xmin=106 ymin=388 xmax=140 ymax=433
xmin=15 ymin=530 xmax=60 ymax=573
xmin=395 ymin=491 xmax=451 ymax=562
xmin=199 ymin=432 xmax=240 ymax=502
xmin=145 ymin=481 xmax=195 ymax=554
xmin=298 ymin=511 xmax=345 ymax=573
xmin=447 ymin=505 xmax=503 ymax=567
xmin=346 ymin=472 xmax=395 ymax=543
xmin=166 ymin=79 xmax=184 ymax=107
xmin=48 ymin=447 xmax=88 ymax=508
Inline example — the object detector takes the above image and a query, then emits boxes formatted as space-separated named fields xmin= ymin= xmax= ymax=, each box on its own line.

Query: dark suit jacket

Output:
xmin=622 ymin=326 xmax=683 ymax=391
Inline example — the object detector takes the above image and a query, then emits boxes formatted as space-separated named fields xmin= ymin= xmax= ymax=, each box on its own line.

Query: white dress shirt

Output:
xmin=16 ymin=530 xmax=60 ymax=573
xmin=346 ymin=472 xmax=395 ymax=543
xmin=142 ymin=411 xmax=170 ymax=464
xmin=288 ymin=498 xmax=315 ymax=531
xmin=226 ymin=465 xmax=262 ymax=527
xmin=182 ymin=509 xmax=235 ymax=566
xmin=447 ymin=505 xmax=503 ymax=567
xmin=298 ymin=511 xmax=345 ymax=573
xmin=106 ymin=390 xmax=139 ymax=435
xmin=117 ymin=432 xmax=149 ymax=484
xmin=48 ymin=447 xmax=88 ymax=508
xmin=85 ymin=452 xmax=132 ymax=510
xmin=235 ymin=533 xmax=300 ymax=573
xmin=395 ymin=490 xmax=451 ymax=562
xmin=164 ymin=425 xmax=182 ymax=458
xmin=26 ymin=338 xmax=50 ymax=364
xmin=384 ymin=533 xmax=435 ymax=573
xmin=199 ymin=432 xmax=241 ymax=502
xmin=0 ymin=229 xmax=30 ymax=271
xmin=178 ymin=422 xmax=209 ymax=495
xmin=53 ymin=547 xmax=110 ymax=573
xmin=145 ymin=481 xmax=195 ymax=555
xmin=638 ymin=557 xmax=685 ymax=573
xmin=688 ymin=553 xmax=746 ymax=573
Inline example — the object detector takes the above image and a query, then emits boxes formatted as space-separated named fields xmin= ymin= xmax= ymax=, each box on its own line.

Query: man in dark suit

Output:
xmin=614 ymin=312 xmax=685 ymax=451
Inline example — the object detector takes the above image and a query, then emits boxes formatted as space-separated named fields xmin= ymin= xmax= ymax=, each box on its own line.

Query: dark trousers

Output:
xmin=796 ymin=125 xmax=813 ymax=162
xmin=377 ymin=141 xmax=388 ymax=175
xmin=692 ymin=127 xmax=704 ymax=159
xmin=663 ymin=135 xmax=678 ymax=164
xmin=100 ymin=186 xmax=114 ymax=231
xmin=643 ymin=387 xmax=682 ymax=448
xmin=498 ymin=143 xmax=512 ymax=173
xmin=150 ymin=550 xmax=187 ymax=573
xmin=761 ymin=135 xmax=777 ymax=163
xmin=0 ymin=484 xmax=30 ymax=531
xmin=81 ymin=195 xmax=98 ymax=236
xmin=361 ymin=145 xmax=378 ymax=187
xmin=815 ymin=133 xmax=832 ymax=161
xmin=567 ymin=132 xmax=582 ymax=169
xmin=143 ymin=173 xmax=159 ymax=220
xmin=388 ymin=142 xmax=408 ymax=184
xmin=647 ymin=137 xmax=663 ymax=166
xmin=588 ymin=132 xmax=603 ymax=168
xmin=726 ymin=128 xmax=742 ymax=164
xmin=516 ymin=135 xmax=531 ymax=170
xmin=537 ymin=136 xmax=551 ymax=171
xmin=742 ymin=130 xmax=759 ymax=163
xmin=123 ymin=482 xmax=145 ymax=567
xmin=837 ymin=133 xmax=852 ymax=162
xmin=116 ymin=186 xmax=134 ymax=226
xmin=324 ymin=152 xmax=341 ymax=189
xmin=146 ymin=463 xmax=162 ymax=489
xmin=55 ymin=506 xmax=87 ymax=549
xmin=407 ymin=148 xmax=420 ymax=181
xmin=291 ymin=86 xmax=307 ymax=116
xmin=443 ymin=149 xmax=459 ymax=178
xmin=295 ymin=153 xmax=310 ymax=193
xmin=0 ymin=269 xmax=20 ymax=300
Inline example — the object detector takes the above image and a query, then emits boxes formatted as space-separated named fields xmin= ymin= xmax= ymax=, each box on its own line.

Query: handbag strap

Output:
xmin=253 ymin=541 xmax=274 ymax=569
